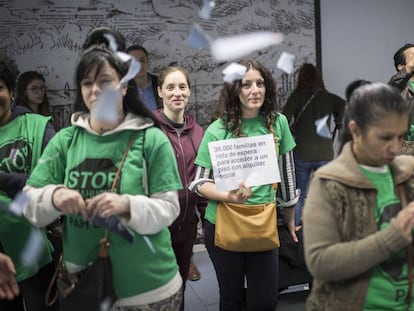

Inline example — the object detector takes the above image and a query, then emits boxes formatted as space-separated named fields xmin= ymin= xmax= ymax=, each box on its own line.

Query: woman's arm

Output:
xmin=189 ymin=166 xmax=251 ymax=203
xmin=121 ymin=190 xmax=180 ymax=235
xmin=303 ymin=177 xmax=412 ymax=282
xmin=23 ymin=184 xmax=64 ymax=227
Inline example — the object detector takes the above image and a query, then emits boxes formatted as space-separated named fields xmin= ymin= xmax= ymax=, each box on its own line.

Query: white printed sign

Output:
xmin=208 ymin=134 xmax=280 ymax=192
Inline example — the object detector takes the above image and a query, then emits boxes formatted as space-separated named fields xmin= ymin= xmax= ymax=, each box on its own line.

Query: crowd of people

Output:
xmin=1 ymin=24 xmax=414 ymax=311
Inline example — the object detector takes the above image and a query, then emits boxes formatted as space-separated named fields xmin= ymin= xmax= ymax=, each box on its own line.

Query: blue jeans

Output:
xmin=295 ymin=158 xmax=328 ymax=225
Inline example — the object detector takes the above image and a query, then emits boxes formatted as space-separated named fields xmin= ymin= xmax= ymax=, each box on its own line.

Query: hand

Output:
xmin=52 ymin=187 xmax=88 ymax=220
xmin=0 ymin=253 xmax=19 ymax=300
xmin=86 ymin=192 xmax=130 ymax=219
xmin=227 ymin=182 xmax=252 ymax=204
xmin=394 ymin=202 xmax=414 ymax=238
xmin=283 ymin=207 xmax=299 ymax=242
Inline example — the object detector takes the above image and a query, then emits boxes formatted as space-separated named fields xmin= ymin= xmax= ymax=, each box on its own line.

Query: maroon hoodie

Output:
xmin=153 ymin=109 xmax=207 ymax=243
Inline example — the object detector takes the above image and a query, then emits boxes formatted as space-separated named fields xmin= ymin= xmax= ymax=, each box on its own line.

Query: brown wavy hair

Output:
xmin=212 ymin=59 xmax=278 ymax=137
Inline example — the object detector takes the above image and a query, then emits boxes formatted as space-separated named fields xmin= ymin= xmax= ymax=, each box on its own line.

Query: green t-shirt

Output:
xmin=27 ymin=126 xmax=182 ymax=298
xmin=195 ymin=113 xmax=296 ymax=224
xmin=0 ymin=113 xmax=53 ymax=281
xmin=361 ymin=165 xmax=413 ymax=310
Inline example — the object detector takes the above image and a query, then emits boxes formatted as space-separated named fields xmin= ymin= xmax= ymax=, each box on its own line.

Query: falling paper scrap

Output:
xmin=186 ymin=24 xmax=212 ymax=49
xmin=90 ymin=215 xmax=134 ymax=243
xmin=91 ymin=42 xmax=140 ymax=126
xmin=21 ymin=229 xmax=44 ymax=266
xmin=92 ymin=88 xmax=122 ymax=125
xmin=277 ymin=52 xmax=295 ymax=74
xmin=8 ymin=191 xmax=30 ymax=216
xmin=315 ymin=115 xmax=333 ymax=139
xmin=199 ymin=0 xmax=215 ymax=19
xmin=210 ymin=32 xmax=284 ymax=62
xmin=222 ymin=63 xmax=247 ymax=83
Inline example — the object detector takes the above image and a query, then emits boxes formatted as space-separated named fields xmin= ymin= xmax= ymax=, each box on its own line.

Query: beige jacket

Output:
xmin=303 ymin=142 xmax=414 ymax=311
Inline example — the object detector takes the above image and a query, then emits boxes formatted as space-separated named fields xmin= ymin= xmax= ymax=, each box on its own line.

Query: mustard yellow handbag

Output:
xmin=214 ymin=130 xmax=280 ymax=252
xmin=214 ymin=201 xmax=279 ymax=252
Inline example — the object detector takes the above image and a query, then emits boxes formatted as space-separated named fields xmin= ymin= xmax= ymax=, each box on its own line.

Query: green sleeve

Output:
xmin=275 ymin=113 xmax=296 ymax=155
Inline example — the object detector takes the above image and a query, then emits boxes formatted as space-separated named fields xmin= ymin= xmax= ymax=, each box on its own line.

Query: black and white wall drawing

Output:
xmin=0 ymin=0 xmax=317 ymax=129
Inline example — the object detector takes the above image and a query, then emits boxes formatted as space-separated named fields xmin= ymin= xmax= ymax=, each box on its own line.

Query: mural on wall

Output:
xmin=0 ymin=0 xmax=316 ymax=129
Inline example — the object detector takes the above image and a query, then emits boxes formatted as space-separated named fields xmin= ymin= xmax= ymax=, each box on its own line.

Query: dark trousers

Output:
xmin=172 ymin=237 xmax=196 ymax=311
xmin=204 ymin=221 xmax=279 ymax=311
xmin=0 ymin=262 xmax=59 ymax=311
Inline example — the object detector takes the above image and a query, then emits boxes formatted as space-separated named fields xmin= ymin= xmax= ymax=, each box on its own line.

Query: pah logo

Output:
xmin=0 ymin=140 xmax=33 ymax=173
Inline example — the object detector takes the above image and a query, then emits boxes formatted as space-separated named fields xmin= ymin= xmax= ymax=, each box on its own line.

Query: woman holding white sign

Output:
xmin=189 ymin=59 xmax=299 ymax=311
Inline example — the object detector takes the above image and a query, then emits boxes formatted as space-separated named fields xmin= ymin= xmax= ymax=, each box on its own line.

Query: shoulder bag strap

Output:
xmin=290 ymin=88 xmax=321 ymax=130
xmin=100 ymin=131 xmax=137 ymax=256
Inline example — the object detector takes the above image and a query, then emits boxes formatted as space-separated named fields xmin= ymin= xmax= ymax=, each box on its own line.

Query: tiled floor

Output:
xmin=184 ymin=245 xmax=309 ymax=311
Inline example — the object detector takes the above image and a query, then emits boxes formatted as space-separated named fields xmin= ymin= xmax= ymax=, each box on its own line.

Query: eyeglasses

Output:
xmin=27 ymin=86 xmax=46 ymax=93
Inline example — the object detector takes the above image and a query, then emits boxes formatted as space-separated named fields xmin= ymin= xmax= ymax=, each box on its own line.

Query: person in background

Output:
xmin=82 ymin=26 xmax=127 ymax=52
xmin=388 ymin=44 xmax=414 ymax=148
xmin=0 ymin=252 xmax=19 ymax=300
xmin=23 ymin=29 xmax=184 ymax=310
xmin=303 ymin=82 xmax=414 ymax=311
xmin=15 ymin=71 xmax=51 ymax=116
xmin=190 ymin=59 xmax=299 ymax=310
xmin=154 ymin=65 xmax=207 ymax=310
xmin=127 ymin=44 xmax=162 ymax=110
xmin=282 ymin=63 xmax=345 ymax=226
xmin=0 ymin=55 xmax=57 ymax=311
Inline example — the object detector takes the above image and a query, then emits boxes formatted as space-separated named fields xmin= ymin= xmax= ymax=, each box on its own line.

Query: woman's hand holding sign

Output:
xmin=227 ymin=182 xmax=252 ymax=203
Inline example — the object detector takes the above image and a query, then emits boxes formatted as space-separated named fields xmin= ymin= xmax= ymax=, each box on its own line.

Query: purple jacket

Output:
xmin=153 ymin=110 xmax=207 ymax=243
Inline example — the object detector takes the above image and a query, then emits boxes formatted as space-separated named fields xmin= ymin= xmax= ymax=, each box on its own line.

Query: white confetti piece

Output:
xmin=186 ymin=24 xmax=211 ymax=49
xmin=9 ymin=191 xmax=30 ymax=216
xmin=277 ymin=52 xmax=295 ymax=74
xmin=315 ymin=115 xmax=333 ymax=139
xmin=222 ymin=62 xmax=247 ymax=83
xmin=21 ymin=229 xmax=44 ymax=266
xmin=199 ymin=0 xmax=215 ymax=19
xmin=210 ymin=32 xmax=284 ymax=62
xmin=143 ymin=236 xmax=156 ymax=254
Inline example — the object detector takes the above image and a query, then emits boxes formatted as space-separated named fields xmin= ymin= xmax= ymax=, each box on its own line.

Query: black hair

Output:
xmin=393 ymin=43 xmax=414 ymax=71
xmin=339 ymin=82 xmax=409 ymax=151
xmin=74 ymin=45 xmax=157 ymax=125
xmin=0 ymin=55 xmax=19 ymax=93
xmin=295 ymin=63 xmax=325 ymax=92
xmin=126 ymin=44 xmax=149 ymax=57
xmin=344 ymin=79 xmax=371 ymax=102
xmin=82 ymin=27 xmax=126 ymax=52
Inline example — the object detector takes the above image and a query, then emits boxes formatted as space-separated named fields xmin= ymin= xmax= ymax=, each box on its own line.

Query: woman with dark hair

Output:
xmin=23 ymin=31 xmax=183 ymax=310
xmin=303 ymin=82 xmax=414 ymax=310
xmin=190 ymin=59 xmax=299 ymax=310
xmin=282 ymin=63 xmax=345 ymax=225
xmin=16 ymin=71 xmax=51 ymax=116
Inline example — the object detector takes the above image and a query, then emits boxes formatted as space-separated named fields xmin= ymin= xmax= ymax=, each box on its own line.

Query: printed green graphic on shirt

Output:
xmin=360 ymin=165 xmax=413 ymax=310
xmin=0 ymin=113 xmax=52 ymax=281
xmin=27 ymin=126 xmax=183 ymax=298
